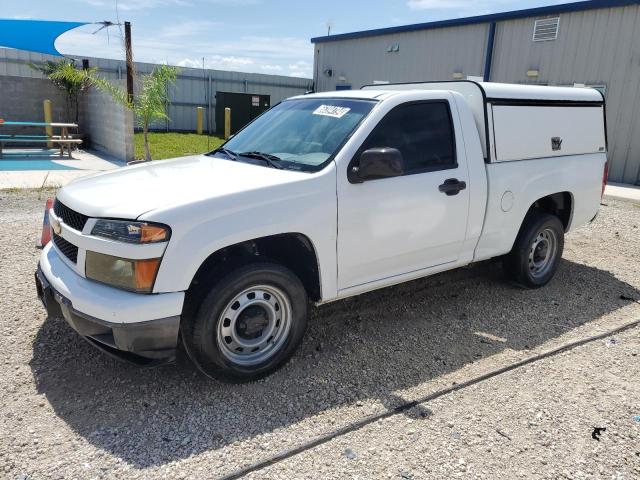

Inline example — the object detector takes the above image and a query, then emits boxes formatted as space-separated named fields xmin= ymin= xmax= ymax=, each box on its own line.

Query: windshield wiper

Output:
xmin=239 ymin=151 xmax=284 ymax=169
xmin=209 ymin=147 xmax=238 ymax=160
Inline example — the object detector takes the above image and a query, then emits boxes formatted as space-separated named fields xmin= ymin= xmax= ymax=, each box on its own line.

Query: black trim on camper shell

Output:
xmin=487 ymin=99 xmax=604 ymax=107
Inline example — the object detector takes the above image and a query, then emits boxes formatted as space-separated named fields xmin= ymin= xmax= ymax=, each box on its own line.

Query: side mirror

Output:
xmin=349 ymin=147 xmax=404 ymax=183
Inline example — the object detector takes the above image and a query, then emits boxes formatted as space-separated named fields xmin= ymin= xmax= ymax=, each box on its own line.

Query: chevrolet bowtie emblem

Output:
xmin=52 ymin=217 xmax=62 ymax=235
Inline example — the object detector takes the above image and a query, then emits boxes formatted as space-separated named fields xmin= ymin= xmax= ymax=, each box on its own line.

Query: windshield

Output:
xmin=213 ymin=97 xmax=377 ymax=171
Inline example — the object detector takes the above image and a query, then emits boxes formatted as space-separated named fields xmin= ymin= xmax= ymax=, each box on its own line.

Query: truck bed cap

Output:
xmin=362 ymin=80 xmax=603 ymax=103
xmin=476 ymin=81 xmax=603 ymax=103
xmin=361 ymin=80 xmax=605 ymax=162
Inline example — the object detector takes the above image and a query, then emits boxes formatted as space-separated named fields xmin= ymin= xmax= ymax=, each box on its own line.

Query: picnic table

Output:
xmin=0 ymin=121 xmax=82 ymax=158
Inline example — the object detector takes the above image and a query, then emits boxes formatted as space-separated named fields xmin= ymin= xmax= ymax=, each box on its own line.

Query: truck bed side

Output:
xmin=474 ymin=152 xmax=605 ymax=262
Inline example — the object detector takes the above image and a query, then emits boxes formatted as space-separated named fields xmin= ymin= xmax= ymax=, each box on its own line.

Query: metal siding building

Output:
xmin=0 ymin=49 xmax=312 ymax=133
xmin=312 ymin=0 xmax=640 ymax=185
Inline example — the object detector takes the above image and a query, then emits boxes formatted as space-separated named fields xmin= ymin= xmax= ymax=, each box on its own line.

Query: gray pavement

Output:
xmin=605 ymin=182 xmax=640 ymax=204
xmin=0 ymin=148 xmax=123 ymax=189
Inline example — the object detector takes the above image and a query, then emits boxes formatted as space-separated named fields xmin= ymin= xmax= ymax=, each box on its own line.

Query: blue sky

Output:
xmin=6 ymin=0 xmax=568 ymax=78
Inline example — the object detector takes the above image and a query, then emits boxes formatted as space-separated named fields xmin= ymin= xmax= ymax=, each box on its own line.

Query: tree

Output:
xmin=29 ymin=60 xmax=95 ymax=124
xmin=55 ymin=64 xmax=178 ymax=162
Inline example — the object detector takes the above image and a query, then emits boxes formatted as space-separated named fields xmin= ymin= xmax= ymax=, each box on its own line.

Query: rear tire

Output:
xmin=503 ymin=212 xmax=564 ymax=288
xmin=182 ymin=262 xmax=308 ymax=383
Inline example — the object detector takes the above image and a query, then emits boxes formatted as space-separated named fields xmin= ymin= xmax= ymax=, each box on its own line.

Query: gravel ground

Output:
xmin=246 ymin=325 xmax=640 ymax=480
xmin=1 ymin=190 xmax=639 ymax=479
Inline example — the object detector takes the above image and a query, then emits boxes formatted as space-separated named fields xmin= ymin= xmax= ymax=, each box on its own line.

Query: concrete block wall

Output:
xmin=0 ymin=76 xmax=69 ymax=134
xmin=0 ymin=75 xmax=134 ymax=161
xmin=80 ymin=82 xmax=134 ymax=162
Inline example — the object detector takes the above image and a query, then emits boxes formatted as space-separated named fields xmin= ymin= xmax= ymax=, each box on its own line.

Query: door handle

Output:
xmin=438 ymin=178 xmax=467 ymax=196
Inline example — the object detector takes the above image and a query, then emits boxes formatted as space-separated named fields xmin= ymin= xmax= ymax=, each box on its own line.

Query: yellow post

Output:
xmin=196 ymin=107 xmax=203 ymax=135
xmin=43 ymin=99 xmax=53 ymax=148
xmin=224 ymin=107 xmax=231 ymax=140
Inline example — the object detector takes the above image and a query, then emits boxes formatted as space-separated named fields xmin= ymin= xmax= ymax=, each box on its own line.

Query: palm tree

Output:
xmin=29 ymin=60 xmax=95 ymax=124
xmin=56 ymin=64 xmax=178 ymax=161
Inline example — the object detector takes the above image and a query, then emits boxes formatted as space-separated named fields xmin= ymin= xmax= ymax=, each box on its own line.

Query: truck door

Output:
xmin=337 ymin=98 xmax=470 ymax=290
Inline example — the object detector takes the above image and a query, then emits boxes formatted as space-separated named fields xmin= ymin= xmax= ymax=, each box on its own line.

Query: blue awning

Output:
xmin=0 ymin=19 xmax=88 ymax=56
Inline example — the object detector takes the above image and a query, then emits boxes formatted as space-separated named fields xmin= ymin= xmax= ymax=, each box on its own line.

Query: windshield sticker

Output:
xmin=313 ymin=105 xmax=351 ymax=118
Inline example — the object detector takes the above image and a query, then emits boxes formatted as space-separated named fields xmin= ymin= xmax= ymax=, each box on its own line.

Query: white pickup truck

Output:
xmin=36 ymin=81 xmax=608 ymax=382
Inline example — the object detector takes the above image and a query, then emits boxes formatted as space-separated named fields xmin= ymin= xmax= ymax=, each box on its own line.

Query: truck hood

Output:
xmin=57 ymin=155 xmax=312 ymax=219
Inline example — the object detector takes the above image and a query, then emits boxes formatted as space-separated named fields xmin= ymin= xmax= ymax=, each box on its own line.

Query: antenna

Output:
xmin=326 ymin=20 xmax=333 ymax=36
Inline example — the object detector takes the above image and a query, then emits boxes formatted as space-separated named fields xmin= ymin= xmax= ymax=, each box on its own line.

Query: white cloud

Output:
xmin=213 ymin=55 xmax=254 ymax=67
xmin=79 ymin=0 xmax=259 ymax=9
xmin=260 ymin=64 xmax=283 ymax=72
xmin=288 ymin=60 xmax=312 ymax=78
xmin=56 ymin=26 xmax=312 ymax=78
xmin=82 ymin=0 xmax=108 ymax=6
xmin=175 ymin=58 xmax=203 ymax=68
xmin=289 ymin=70 xmax=310 ymax=78
xmin=407 ymin=0 xmax=525 ymax=23
xmin=407 ymin=0 xmax=472 ymax=8
xmin=158 ymin=20 xmax=220 ymax=39
xmin=82 ymin=0 xmax=190 ymax=10
xmin=205 ymin=0 xmax=261 ymax=4
xmin=176 ymin=56 xmax=253 ymax=69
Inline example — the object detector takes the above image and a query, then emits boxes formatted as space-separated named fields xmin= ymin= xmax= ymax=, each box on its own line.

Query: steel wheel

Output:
xmin=216 ymin=284 xmax=292 ymax=366
xmin=527 ymin=227 xmax=558 ymax=279
xmin=504 ymin=212 xmax=564 ymax=288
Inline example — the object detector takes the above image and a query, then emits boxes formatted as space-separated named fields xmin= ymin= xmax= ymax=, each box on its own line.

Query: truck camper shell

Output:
xmin=362 ymin=80 xmax=606 ymax=164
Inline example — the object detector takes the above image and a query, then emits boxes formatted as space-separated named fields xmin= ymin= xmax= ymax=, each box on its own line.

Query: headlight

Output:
xmin=91 ymin=219 xmax=170 ymax=243
xmin=85 ymin=251 xmax=161 ymax=293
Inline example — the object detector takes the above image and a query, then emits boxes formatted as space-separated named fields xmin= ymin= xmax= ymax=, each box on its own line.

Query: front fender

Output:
xmin=143 ymin=166 xmax=338 ymax=300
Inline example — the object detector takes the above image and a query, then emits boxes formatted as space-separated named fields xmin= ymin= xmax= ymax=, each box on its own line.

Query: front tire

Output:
xmin=503 ymin=212 xmax=564 ymax=288
xmin=183 ymin=262 xmax=308 ymax=383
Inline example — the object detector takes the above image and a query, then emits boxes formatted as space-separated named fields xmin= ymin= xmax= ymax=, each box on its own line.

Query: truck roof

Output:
xmin=290 ymin=90 xmax=392 ymax=100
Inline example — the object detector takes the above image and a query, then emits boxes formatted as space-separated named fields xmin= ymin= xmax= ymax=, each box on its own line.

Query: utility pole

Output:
xmin=124 ymin=21 xmax=134 ymax=102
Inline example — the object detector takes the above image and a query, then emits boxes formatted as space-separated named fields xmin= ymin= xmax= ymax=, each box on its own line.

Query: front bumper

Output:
xmin=36 ymin=244 xmax=184 ymax=365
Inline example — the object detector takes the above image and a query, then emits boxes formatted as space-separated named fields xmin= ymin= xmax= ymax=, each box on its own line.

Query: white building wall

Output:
xmin=314 ymin=23 xmax=488 ymax=92
xmin=490 ymin=4 xmax=640 ymax=185
xmin=313 ymin=3 xmax=640 ymax=184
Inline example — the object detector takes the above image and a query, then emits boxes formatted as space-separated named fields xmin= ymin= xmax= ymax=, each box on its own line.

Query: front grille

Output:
xmin=53 ymin=233 xmax=79 ymax=264
xmin=53 ymin=199 xmax=89 ymax=232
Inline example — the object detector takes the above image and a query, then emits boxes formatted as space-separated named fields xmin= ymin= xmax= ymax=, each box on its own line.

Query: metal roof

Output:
xmin=310 ymin=0 xmax=640 ymax=44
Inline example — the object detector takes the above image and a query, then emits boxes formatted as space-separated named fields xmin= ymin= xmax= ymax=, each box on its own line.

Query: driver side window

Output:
xmin=359 ymin=101 xmax=457 ymax=175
